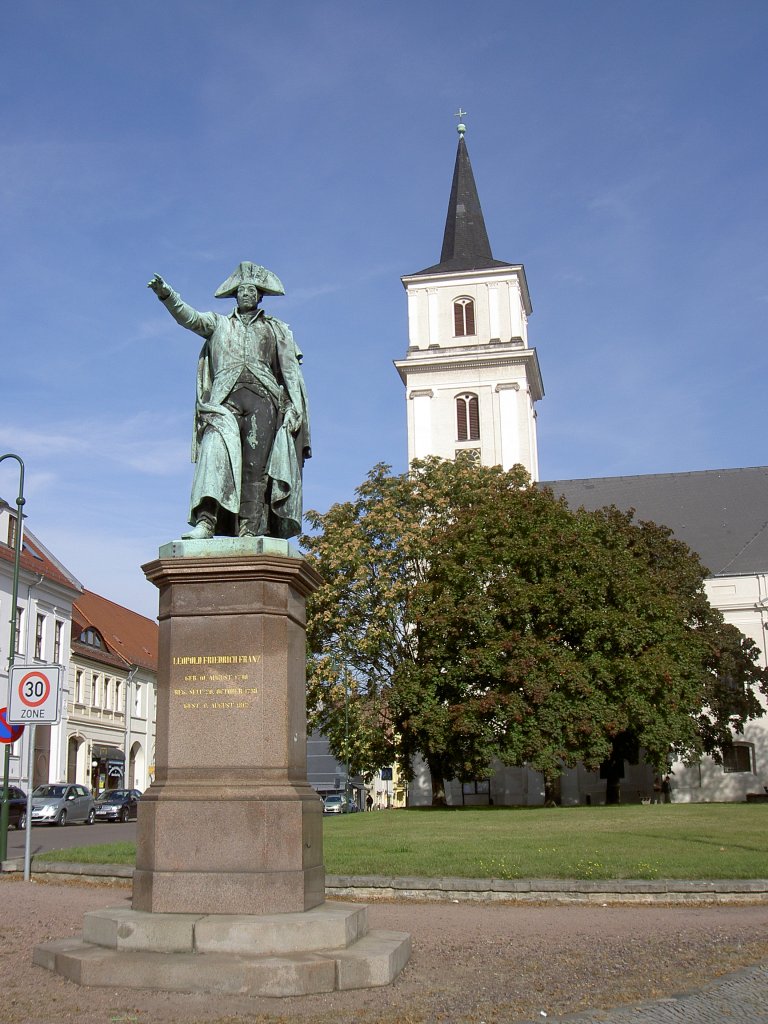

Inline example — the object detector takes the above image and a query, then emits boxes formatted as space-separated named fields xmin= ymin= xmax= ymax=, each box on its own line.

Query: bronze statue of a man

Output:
xmin=149 ymin=262 xmax=311 ymax=541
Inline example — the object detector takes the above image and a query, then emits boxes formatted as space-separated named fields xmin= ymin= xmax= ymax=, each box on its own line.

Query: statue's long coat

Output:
xmin=162 ymin=290 xmax=310 ymax=538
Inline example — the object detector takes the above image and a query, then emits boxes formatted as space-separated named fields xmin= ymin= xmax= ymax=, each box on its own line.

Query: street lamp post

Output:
xmin=0 ymin=453 xmax=25 ymax=863
xmin=344 ymin=669 xmax=350 ymax=806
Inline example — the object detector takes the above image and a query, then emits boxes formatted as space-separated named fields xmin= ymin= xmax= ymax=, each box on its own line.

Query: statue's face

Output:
xmin=237 ymin=283 xmax=261 ymax=311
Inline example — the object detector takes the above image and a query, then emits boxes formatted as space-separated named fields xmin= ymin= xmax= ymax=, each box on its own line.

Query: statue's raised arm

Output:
xmin=147 ymin=274 xmax=171 ymax=300
xmin=148 ymin=261 xmax=310 ymax=543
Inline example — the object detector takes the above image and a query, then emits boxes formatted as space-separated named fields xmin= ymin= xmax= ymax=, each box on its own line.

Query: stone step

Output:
xmin=81 ymin=901 xmax=369 ymax=955
xmin=34 ymin=929 xmax=412 ymax=997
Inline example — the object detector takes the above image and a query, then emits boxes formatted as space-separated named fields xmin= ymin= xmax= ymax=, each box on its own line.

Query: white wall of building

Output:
xmin=66 ymin=658 xmax=157 ymax=794
xmin=396 ymin=265 xmax=543 ymax=481
xmin=669 ymin=572 xmax=768 ymax=803
xmin=0 ymin=507 xmax=79 ymax=791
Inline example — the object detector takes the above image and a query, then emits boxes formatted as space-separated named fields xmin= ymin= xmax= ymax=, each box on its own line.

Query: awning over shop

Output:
xmin=92 ymin=745 xmax=124 ymax=762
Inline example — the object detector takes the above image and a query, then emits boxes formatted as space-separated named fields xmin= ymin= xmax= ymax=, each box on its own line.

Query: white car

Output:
xmin=30 ymin=783 xmax=96 ymax=826
xmin=323 ymin=794 xmax=359 ymax=814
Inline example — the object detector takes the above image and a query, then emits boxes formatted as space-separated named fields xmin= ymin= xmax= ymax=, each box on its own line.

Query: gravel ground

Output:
xmin=2 ymin=876 xmax=767 ymax=1024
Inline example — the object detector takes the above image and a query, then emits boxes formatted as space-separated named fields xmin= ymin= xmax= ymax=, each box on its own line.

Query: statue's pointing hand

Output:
xmin=148 ymin=274 xmax=171 ymax=300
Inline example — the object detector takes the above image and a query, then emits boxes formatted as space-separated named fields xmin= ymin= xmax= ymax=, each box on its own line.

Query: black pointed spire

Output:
xmin=411 ymin=124 xmax=512 ymax=277
xmin=440 ymin=133 xmax=494 ymax=264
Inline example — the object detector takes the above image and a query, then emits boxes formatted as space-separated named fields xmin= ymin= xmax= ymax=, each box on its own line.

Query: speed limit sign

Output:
xmin=8 ymin=665 xmax=63 ymax=724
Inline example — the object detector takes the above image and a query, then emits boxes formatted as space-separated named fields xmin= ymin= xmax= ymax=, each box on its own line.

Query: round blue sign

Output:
xmin=0 ymin=707 xmax=24 ymax=744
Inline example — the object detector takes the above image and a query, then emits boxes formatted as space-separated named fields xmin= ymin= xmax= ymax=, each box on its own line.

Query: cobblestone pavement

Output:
xmin=520 ymin=962 xmax=768 ymax=1023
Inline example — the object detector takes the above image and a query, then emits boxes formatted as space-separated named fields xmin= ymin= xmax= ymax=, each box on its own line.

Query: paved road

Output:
xmin=4 ymin=818 xmax=136 ymax=857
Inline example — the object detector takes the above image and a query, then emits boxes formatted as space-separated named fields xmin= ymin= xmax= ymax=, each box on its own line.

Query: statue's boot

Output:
xmin=182 ymin=506 xmax=216 ymax=540
xmin=239 ymin=485 xmax=268 ymax=537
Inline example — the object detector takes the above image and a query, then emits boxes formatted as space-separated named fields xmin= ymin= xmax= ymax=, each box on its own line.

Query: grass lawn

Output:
xmin=34 ymin=804 xmax=767 ymax=879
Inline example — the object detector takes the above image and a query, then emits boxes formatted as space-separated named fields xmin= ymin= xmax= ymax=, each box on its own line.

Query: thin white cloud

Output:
xmin=0 ymin=411 xmax=188 ymax=478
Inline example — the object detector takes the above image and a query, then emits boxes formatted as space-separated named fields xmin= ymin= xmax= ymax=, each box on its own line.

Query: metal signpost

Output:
xmin=6 ymin=665 xmax=63 ymax=880
xmin=0 ymin=453 xmax=25 ymax=865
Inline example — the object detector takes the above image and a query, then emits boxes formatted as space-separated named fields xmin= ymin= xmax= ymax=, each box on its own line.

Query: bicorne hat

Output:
xmin=214 ymin=261 xmax=285 ymax=298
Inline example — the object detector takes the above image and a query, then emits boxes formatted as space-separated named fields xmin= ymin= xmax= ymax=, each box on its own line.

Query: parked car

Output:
xmin=6 ymin=786 xmax=27 ymax=829
xmin=30 ymin=783 xmax=96 ymax=826
xmin=94 ymin=788 xmax=141 ymax=822
xmin=323 ymin=794 xmax=356 ymax=815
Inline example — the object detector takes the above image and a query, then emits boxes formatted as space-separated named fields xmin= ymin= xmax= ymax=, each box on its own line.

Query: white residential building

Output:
xmin=68 ymin=589 xmax=157 ymax=795
xmin=1 ymin=498 xmax=158 ymax=796
xmin=0 ymin=499 xmax=81 ymax=790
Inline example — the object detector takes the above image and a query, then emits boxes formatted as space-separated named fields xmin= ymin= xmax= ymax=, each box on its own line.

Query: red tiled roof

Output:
xmin=0 ymin=533 xmax=82 ymax=594
xmin=72 ymin=589 xmax=158 ymax=673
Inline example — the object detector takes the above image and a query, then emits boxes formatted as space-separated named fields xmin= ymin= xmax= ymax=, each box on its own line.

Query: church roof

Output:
xmin=409 ymin=132 xmax=514 ymax=277
xmin=543 ymin=466 xmax=768 ymax=577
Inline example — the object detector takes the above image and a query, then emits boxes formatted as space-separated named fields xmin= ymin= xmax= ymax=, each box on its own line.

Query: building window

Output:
xmin=75 ymin=670 xmax=84 ymax=703
xmin=453 ymin=297 xmax=476 ymax=337
xmin=34 ymin=613 xmax=45 ymax=660
xmin=723 ymin=743 xmax=754 ymax=773
xmin=7 ymin=514 xmax=17 ymax=548
xmin=462 ymin=779 xmax=490 ymax=796
xmin=105 ymin=676 xmax=112 ymax=710
xmin=134 ymin=683 xmax=143 ymax=718
xmin=456 ymin=393 xmax=480 ymax=441
xmin=14 ymin=608 xmax=23 ymax=655
xmin=92 ymin=673 xmax=101 ymax=707
xmin=53 ymin=620 xmax=63 ymax=662
xmin=79 ymin=627 xmax=103 ymax=649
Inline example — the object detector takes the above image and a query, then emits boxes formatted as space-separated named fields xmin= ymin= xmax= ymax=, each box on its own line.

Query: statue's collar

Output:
xmin=232 ymin=306 xmax=265 ymax=323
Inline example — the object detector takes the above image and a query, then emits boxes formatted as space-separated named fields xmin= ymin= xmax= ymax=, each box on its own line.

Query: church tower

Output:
xmin=394 ymin=118 xmax=543 ymax=478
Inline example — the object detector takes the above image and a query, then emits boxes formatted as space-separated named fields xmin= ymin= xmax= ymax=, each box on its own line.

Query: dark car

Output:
xmin=6 ymin=785 xmax=27 ymax=829
xmin=94 ymin=788 xmax=141 ymax=822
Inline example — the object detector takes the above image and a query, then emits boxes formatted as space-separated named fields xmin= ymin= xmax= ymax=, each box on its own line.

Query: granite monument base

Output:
xmin=34 ymin=903 xmax=412 ymax=996
xmin=34 ymin=537 xmax=410 ymax=993
xmin=135 ymin=539 xmax=324 ymax=915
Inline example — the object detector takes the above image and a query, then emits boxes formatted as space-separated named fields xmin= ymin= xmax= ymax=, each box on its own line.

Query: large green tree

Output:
xmin=303 ymin=458 xmax=767 ymax=804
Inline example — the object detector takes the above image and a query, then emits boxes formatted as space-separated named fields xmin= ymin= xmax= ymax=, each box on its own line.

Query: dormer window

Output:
xmin=79 ymin=627 xmax=103 ymax=649
xmin=453 ymin=297 xmax=476 ymax=337
xmin=456 ymin=393 xmax=480 ymax=441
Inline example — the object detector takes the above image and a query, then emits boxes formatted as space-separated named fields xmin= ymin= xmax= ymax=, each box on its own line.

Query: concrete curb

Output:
xmin=326 ymin=874 xmax=768 ymax=904
xmin=3 ymin=860 xmax=767 ymax=903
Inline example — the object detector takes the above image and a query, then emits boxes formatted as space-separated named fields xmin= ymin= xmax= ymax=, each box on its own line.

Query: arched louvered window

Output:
xmin=453 ymin=297 xmax=476 ymax=337
xmin=456 ymin=393 xmax=480 ymax=441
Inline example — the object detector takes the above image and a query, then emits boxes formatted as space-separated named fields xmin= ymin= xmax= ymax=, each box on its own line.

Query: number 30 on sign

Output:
xmin=7 ymin=665 xmax=63 ymax=724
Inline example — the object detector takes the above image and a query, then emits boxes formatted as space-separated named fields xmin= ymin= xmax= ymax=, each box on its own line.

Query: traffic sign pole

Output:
xmin=23 ymin=723 xmax=35 ymax=882
xmin=0 ymin=452 xmax=25 ymax=864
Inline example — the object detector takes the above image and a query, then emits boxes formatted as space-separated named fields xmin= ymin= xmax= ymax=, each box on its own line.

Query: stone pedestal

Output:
xmin=34 ymin=536 xmax=411 ymax=994
xmin=34 ymin=903 xmax=412 ymax=996
xmin=134 ymin=539 xmax=324 ymax=915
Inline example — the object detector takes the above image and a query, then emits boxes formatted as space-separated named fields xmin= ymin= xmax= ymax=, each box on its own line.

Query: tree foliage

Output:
xmin=303 ymin=457 xmax=767 ymax=804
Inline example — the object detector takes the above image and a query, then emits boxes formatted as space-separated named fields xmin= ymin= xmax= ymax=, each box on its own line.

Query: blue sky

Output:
xmin=1 ymin=1 xmax=767 ymax=619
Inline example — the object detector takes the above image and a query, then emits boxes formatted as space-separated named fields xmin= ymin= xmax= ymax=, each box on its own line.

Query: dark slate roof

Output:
xmin=408 ymin=134 xmax=514 ymax=277
xmin=542 ymin=467 xmax=768 ymax=577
